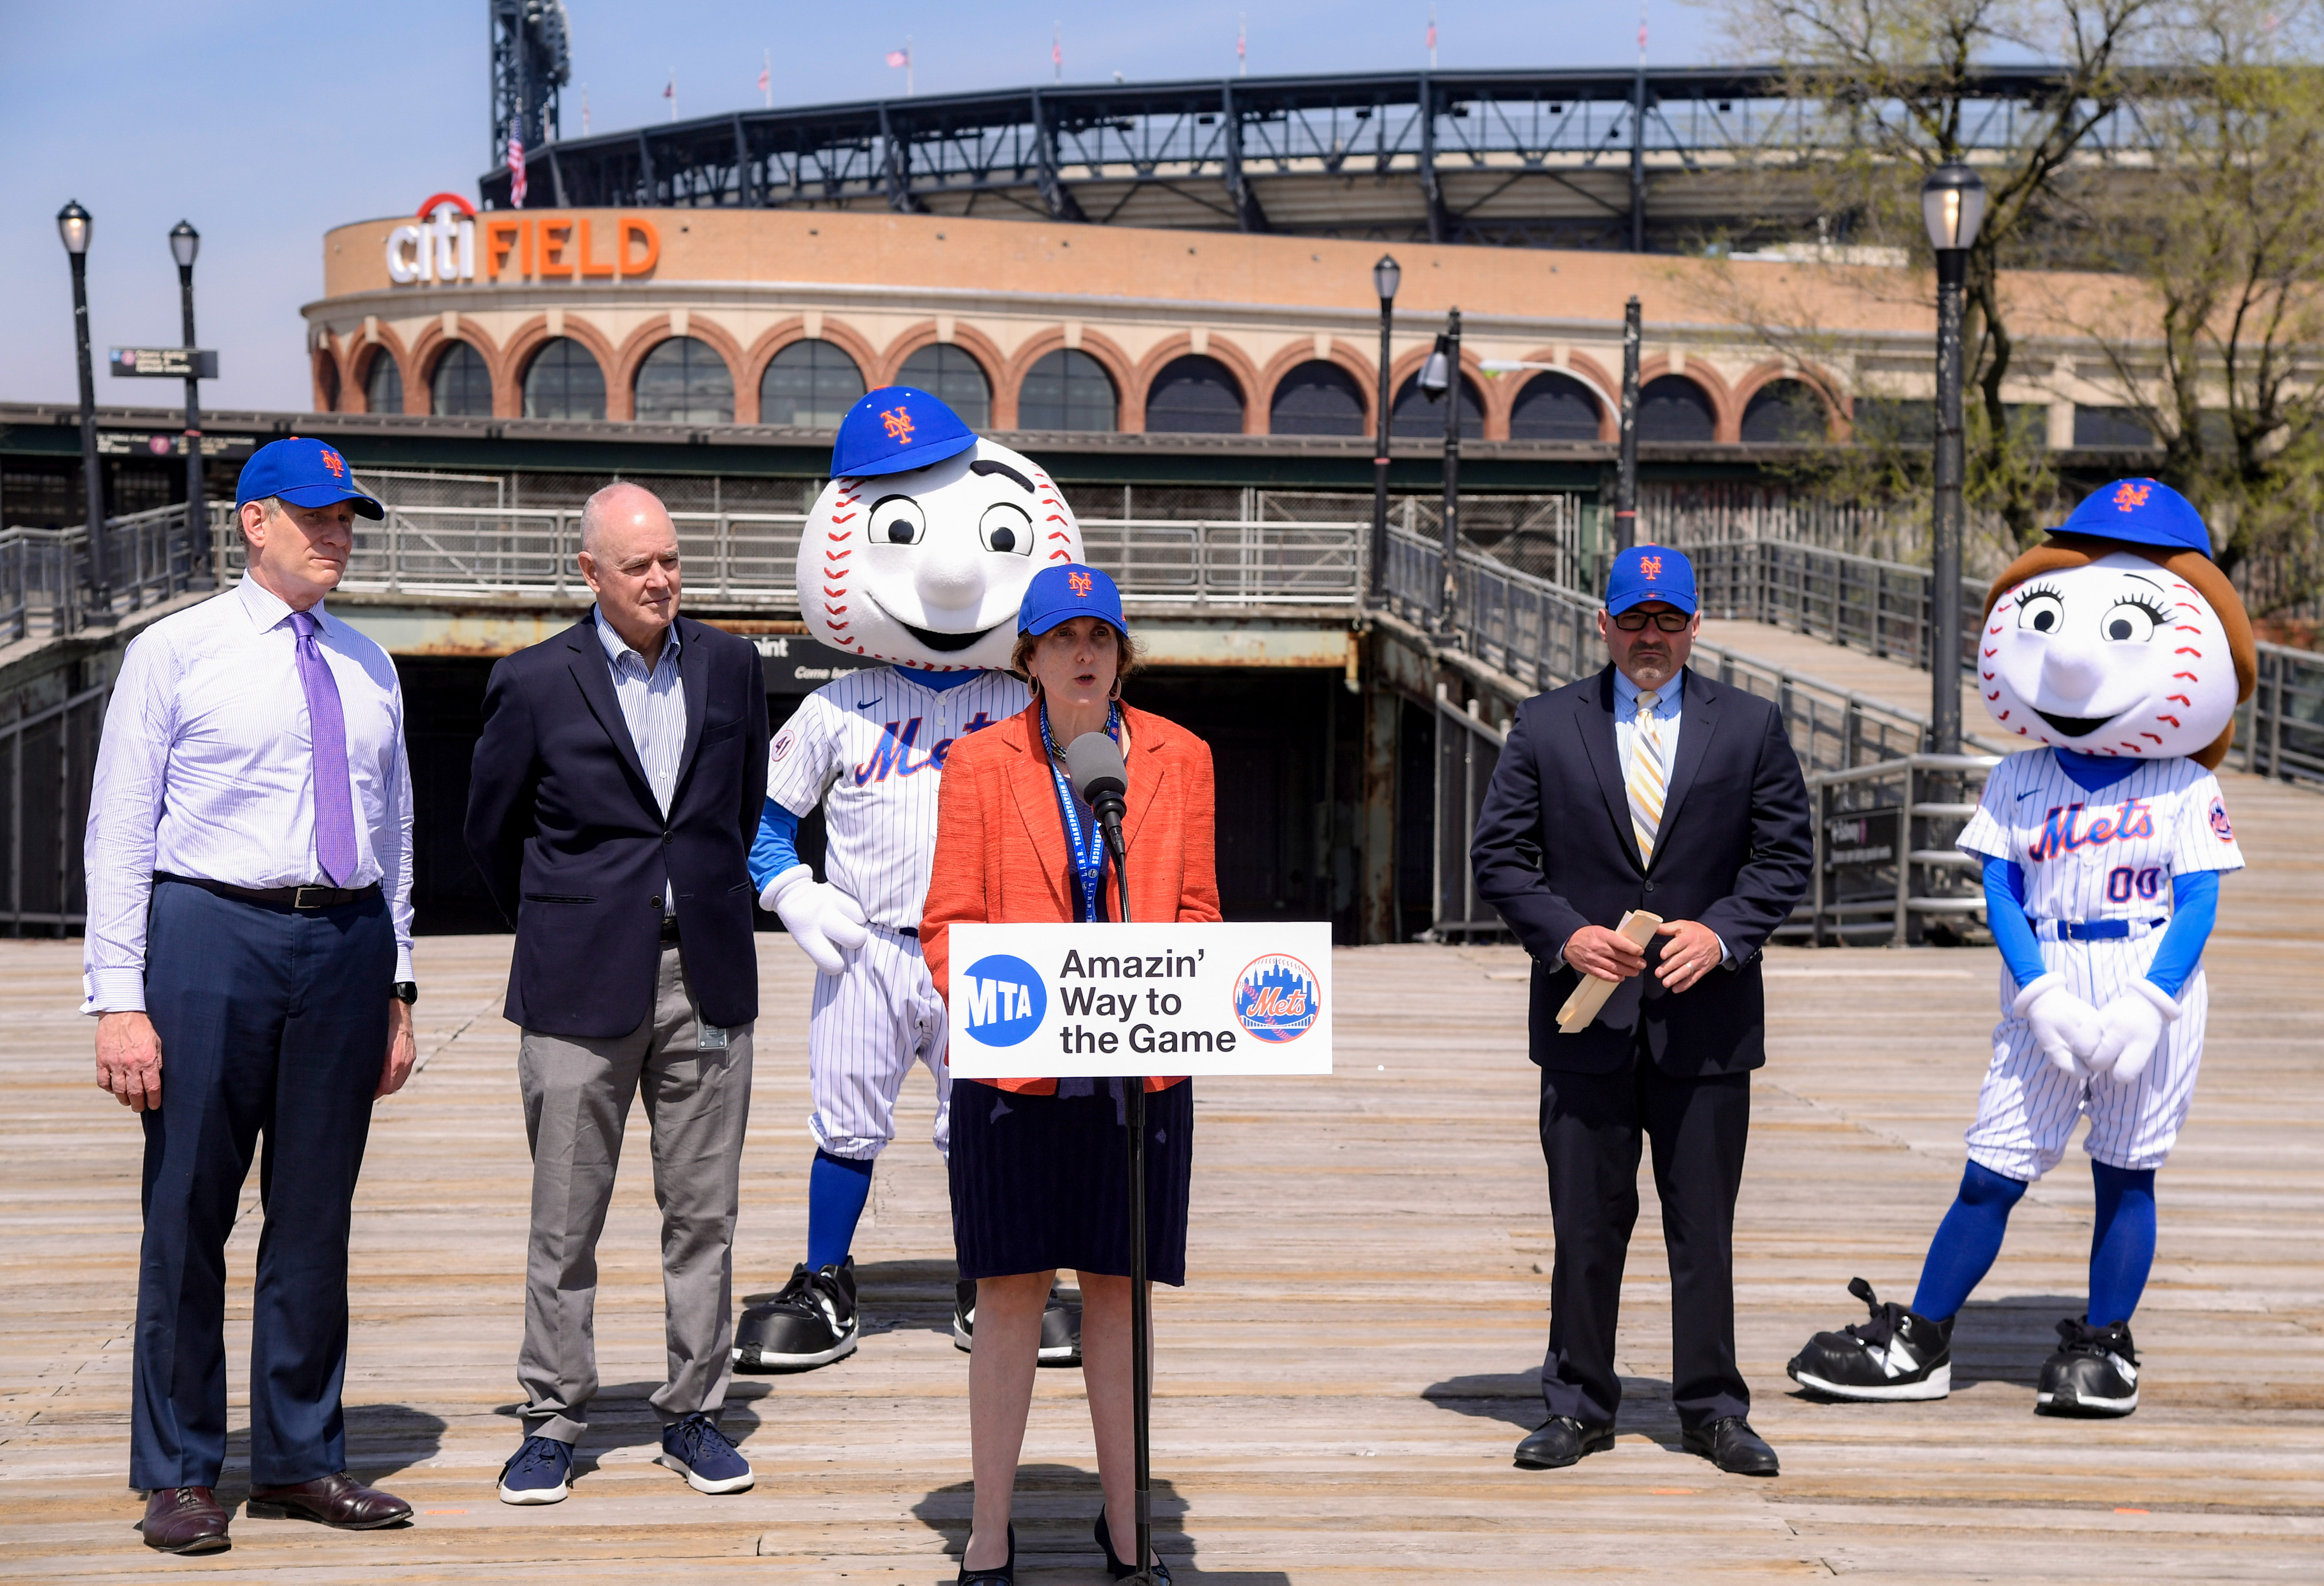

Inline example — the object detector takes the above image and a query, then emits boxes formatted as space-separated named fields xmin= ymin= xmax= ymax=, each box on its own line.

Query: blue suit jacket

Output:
xmin=1471 ymin=665 xmax=1812 ymax=1076
xmin=465 ymin=614 xmax=769 ymax=1039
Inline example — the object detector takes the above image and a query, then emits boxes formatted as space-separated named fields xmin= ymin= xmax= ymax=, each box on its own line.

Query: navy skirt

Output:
xmin=950 ymin=1079 xmax=1193 ymax=1286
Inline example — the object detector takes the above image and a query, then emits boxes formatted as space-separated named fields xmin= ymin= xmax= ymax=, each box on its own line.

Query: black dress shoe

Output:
xmin=245 ymin=1471 xmax=413 ymax=1528
xmin=1513 ymin=1415 xmax=1616 ymax=1469
xmin=957 ymin=1521 xmax=1015 ymax=1584
xmin=1682 ymin=1417 xmax=1780 ymax=1476
xmin=138 ymin=1487 xmax=231 ymax=1554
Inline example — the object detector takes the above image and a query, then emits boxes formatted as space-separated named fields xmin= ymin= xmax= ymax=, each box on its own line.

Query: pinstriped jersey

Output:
xmin=1956 ymin=751 xmax=2244 ymax=923
xmin=766 ymin=666 xmax=1029 ymax=929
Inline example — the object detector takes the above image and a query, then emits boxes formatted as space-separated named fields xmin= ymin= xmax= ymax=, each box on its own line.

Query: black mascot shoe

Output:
xmin=1787 ymin=1277 xmax=1954 ymax=1402
xmin=734 ymin=1257 xmax=859 ymax=1371
xmin=2036 ymin=1316 xmax=2140 ymax=1418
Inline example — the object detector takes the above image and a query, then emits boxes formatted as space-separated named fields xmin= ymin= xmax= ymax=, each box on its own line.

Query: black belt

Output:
xmin=156 ymin=872 xmax=380 ymax=911
xmin=659 ymin=915 xmax=683 ymax=944
xmin=897 ymin=926 xmax=918 ymax=939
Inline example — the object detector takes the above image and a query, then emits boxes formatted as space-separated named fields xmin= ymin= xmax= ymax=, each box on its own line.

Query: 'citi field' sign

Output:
xmin=386 ymin=194 xmax=660 ymax=286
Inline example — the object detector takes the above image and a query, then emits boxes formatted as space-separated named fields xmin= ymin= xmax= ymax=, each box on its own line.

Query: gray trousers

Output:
xmin=517 ymin=943 xmax=753 ymax=1442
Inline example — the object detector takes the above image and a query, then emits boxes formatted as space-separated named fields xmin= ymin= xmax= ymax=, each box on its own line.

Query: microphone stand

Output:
xmin=1093 ymin=797 xmax=1156 ymax=1586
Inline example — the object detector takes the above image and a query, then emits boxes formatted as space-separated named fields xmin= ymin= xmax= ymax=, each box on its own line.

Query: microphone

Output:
xmin=1065 ymin=731 xmax=1130 ymax=868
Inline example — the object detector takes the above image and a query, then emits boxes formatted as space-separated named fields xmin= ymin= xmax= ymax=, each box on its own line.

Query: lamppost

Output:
xmin=58 ymin=200 xmax=109 ymax=610
xmin=1417 ymin=308 xmax=1462 ymax=640
xmin=170 ymin=220 xmax=209 ymax=576
xmin=1922 ymin=162 xmax=1987 ymax=756
xmin=1615 ymin=296 xmax=1641 ymax=552
xmin=1366 ymin=253 xmax=1400 ymax=608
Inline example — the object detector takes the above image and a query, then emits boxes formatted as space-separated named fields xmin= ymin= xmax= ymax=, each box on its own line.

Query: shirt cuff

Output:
xmin=83 ymin=967 xmax=147 ymax=1015
xmin=394 ymin=945 xmax=415 ymax=985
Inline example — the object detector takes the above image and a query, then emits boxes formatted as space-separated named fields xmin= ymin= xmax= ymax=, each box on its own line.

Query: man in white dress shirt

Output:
xmin=83 ymin=438 xmax=419 ymax=1554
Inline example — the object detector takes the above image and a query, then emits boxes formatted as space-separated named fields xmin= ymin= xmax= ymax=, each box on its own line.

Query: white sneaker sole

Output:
xmin=497 ymin=1479 xmax=569 ymax=1505
xmin=734 ymin=1329 xmax=859 ymax=1371
xmin=658 ymin=1452 xmax=755 ymax=1494
xmin=954 ymin=1318 xmax=973 ymax=1353
xmin=1790 ymin=1361 xmax=1951 ymax=1402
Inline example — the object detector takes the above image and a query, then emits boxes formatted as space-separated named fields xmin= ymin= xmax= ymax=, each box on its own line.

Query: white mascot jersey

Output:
xmin=766 ymin=435 xmax=1085 ymax=927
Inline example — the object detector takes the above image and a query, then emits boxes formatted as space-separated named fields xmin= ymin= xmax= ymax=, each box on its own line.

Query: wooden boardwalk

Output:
xmin=4 ymin=769 xmax=2321 ymax=1581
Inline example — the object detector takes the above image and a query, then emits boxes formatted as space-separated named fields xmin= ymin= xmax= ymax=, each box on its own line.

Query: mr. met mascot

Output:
xmin=733 ymin=386 xmax=1085 ymax=1371
xmin=1787 ymin=478 xmax=2256 ymax=1418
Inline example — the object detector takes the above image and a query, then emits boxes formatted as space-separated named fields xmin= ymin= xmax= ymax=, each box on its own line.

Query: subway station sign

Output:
xmin=110 ymin=348 xmax=218 ymax=378
xmin=386 ymin=192 xmax=661 ymax=286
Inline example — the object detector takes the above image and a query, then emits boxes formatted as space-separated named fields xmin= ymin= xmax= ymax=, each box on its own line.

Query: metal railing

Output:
xmin=0 ymin=678 xmax=112 ymax=933
xmin=1685 ymin=538 xmax=1986 ymax=674
xmin=0 ymin=502 xmax=218 ymax=645
xmin=2241 ymin=641 xmax=2324 ymax=786
xmin=1794 ymin=754 xmax=1998 ymax=947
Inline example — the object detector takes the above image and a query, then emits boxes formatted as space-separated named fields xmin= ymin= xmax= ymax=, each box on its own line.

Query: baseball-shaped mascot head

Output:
xmin=800 ymin=385 xmax=1085 ymax=671
xmin=1981 ymin=478 xmax=2255 ymax=768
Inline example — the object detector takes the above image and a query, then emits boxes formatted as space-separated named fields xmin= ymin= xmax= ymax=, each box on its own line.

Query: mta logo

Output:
xmin=2113 ymin=481 xmax=2152 ymax=512
xmin=881 ymin=407 xmax=915 ymax=442
xmin=1068 ymin=570 xmax=1093 ymax=597
xmin=961 ymin=953 xmax=1045 ymax=1047
xmin=851 ymin=711 xmax=998 ymax=785
xmin=320 ymin=447 xmax=345 ymax=478
xmin=2026 ymin=798 xmax=2157 ymax=864
xmin=1638 ymin=554 xmax=1662 ymax=580
xmin=1233 ymin=953 xmax=1322 ymax=1044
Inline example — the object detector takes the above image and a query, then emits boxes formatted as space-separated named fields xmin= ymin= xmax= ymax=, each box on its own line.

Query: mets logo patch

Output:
xmin=2209 ymin=795 xmax=2234 ymax=842
xmin=1233 ymin=953 xmax=1320 ymax=1044
xmin=771 ymin=729 xmax=797 ymax=763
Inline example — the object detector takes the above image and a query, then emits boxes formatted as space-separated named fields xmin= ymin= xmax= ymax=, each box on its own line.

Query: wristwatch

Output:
xmin=391 ymin=981 xmax=418 ymax=1005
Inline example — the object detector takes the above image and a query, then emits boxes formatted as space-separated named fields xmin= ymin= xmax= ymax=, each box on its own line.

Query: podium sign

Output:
xmin=947 ymin=920 xmax=1332 ymax=1078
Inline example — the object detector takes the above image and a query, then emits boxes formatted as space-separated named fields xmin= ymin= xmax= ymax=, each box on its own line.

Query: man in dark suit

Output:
xmin=465 ymin=482 xmax=769 ymax=1506
xmin=1472 ymin=543 xmax=1812 ymax=1477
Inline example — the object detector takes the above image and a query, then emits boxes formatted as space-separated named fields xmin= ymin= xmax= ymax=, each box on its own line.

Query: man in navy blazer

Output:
xmin=465 ymin=482 xmax=769 ymax=1506
xmin=1472 ymin=544 xmax=1811 ymax=1479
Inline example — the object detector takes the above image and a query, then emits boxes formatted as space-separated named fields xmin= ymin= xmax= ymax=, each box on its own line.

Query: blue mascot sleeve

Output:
xmin=2146 ymin=869 xmax=2218 ymax=1000
xmin=1983 ymin=856 xmax=2046 ymax=992
xmin=748 ymin=799 xmax=803 ymax=894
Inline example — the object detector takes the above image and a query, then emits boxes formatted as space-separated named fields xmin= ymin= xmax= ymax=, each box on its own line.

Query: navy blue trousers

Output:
xmin=131 ymin=880 xmax=392 ymax=1491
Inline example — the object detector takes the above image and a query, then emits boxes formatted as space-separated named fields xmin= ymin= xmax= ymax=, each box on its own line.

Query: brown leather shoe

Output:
xmin=245 ymin=1472 xmax=412 ymax=1530
xmin=138 ymin=1487 xmax=231 ymax=1554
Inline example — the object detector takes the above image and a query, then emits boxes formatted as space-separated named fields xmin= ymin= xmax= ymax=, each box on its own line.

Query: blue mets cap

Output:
xmin=2055 ymin=478 xmax=2213 ymax=557
xmin=831 ymin=385 xmax=978 ymax=479
xmin=1604 ymin=543 xmax=1697 ymax=615
xmin=234 ymin=437 xmax=383 ymax=519
xmin=1020 ymin=562 xmax=1128 ymax=637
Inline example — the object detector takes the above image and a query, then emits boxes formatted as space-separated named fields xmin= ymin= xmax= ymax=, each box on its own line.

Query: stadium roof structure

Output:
xmin=477 ymin=65 xmax=2155 ymax=251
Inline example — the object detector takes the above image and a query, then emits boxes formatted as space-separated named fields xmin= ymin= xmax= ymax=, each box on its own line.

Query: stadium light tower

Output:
xmin=57 ymin=199 xmax=108 ymax=609
xmin=1367 ymin=254 xmax=1400 ymax=608
xmin=491 ymin=0 xmax=573 ymax=173
xmin=1922 ymin=161 xmax=1987 ymax=756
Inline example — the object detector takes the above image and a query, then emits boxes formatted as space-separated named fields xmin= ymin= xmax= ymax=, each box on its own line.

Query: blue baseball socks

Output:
xmin=805 ymin=1149 xmax=875 ymax=1272
xmin=1910 ymin=1158 xmax=2157 ymax=1325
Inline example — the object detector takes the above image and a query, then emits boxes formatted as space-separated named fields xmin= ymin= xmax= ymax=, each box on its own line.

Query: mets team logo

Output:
xmin=2113 ymin=480 xmax=2152 ymax=512
xmin=1068 ymin=569 xmax=1094 ymax=597
xmin=1233 ymin=953 xmax=1320 ymax=1044
xmin=319 ymin=447 xmax=346 ymax=478
xmin=771 ymin=729 xmax=796 ymax=763
xmin=881 ymin=407 xmax=914 ymax=443
xmin=1638 ymin=554 xmax=1662 ymax=580
xmin=2210 ymin=795 xmax=2234 ymax=842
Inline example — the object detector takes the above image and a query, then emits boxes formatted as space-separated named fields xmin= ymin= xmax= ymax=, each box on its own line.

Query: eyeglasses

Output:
xmin=1610 ymin=609 xmax=1692 ymax=633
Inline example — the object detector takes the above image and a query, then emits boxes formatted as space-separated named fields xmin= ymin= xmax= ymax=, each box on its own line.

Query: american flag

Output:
xmin=508 ymin=131 xmax=527 ymax=208
xmin=885 ymin=48 xmax=908 ymax=67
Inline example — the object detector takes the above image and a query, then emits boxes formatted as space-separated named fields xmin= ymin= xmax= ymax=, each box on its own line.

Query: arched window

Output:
xmin=431 ymin=342 xmax=491 ymax=417
xmin=760 ymin=339 xmax=866 ymax=428
xmin=1391 ymin=372 xmax=1483 ymax=439
xmin=317 ymin=356 xmax=341 ymax=413
xmin=1269 ymin=361 xmax=1366 ymax=436
xmin=523 ymin=337 xmax=607 ymax=421
xmin=634 ymin=336 xmax=734 ymax=424
xmin=1636 ymin=375 xmax=1716 ymax=443
xmin=1018 ymin=348 xmax=1118 ymax=432
xmin=1144 ymin=355 xmax=1244 ymax=433
xmin=365 ymin=352 xmax=403 ymax=416
xmin=896 ymin=344 xmax=991 ymax=429
xmin=1509 ymin=372 xmax=1601 ymax=440
xmin=1741 ymin=379 xmax=1828 ymax=444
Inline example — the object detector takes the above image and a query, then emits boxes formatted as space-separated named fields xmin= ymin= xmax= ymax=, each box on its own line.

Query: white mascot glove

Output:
xmin=760 ymin=863 xmax=868 ymax=976
xmin=2088 ymin=979 xmax=2179 ymax=1084
xmin=2011 ymin=972 xmax=2104 ymax=1078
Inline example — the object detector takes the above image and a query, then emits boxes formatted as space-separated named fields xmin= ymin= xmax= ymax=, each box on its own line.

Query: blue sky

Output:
xmin=0 ymin=1 xmax=1721 ymax=412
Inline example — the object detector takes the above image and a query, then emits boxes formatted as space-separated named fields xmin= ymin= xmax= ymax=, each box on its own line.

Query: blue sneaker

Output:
xmin=658 ymin=1413 xmax=753 ymax=1494
xmin=497 ymin=1434 xmax=573 ymax=1505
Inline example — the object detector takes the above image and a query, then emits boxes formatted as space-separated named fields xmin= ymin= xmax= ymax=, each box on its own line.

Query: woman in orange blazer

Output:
xmin=923 ymin=563 xmax=1217 ymax=1586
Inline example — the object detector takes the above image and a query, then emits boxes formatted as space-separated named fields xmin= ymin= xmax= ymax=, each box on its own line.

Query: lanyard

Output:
xmin=1040 ymin=699 xmax=1121 ymax=923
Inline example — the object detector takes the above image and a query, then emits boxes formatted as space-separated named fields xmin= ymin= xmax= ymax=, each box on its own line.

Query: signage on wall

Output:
xmin=110 ymin=347 xmax=218 ymax=379
xmin=386 ymin=192 xmax=660 ymax=286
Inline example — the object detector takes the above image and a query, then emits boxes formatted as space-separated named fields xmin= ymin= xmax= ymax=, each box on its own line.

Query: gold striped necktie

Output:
xmin=1627 ymin=688 xmax=1668 ymax=864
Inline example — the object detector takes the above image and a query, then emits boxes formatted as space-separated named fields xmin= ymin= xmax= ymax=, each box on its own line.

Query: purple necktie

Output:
xmin=289 ymin=609 xmax=358 ymax=886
